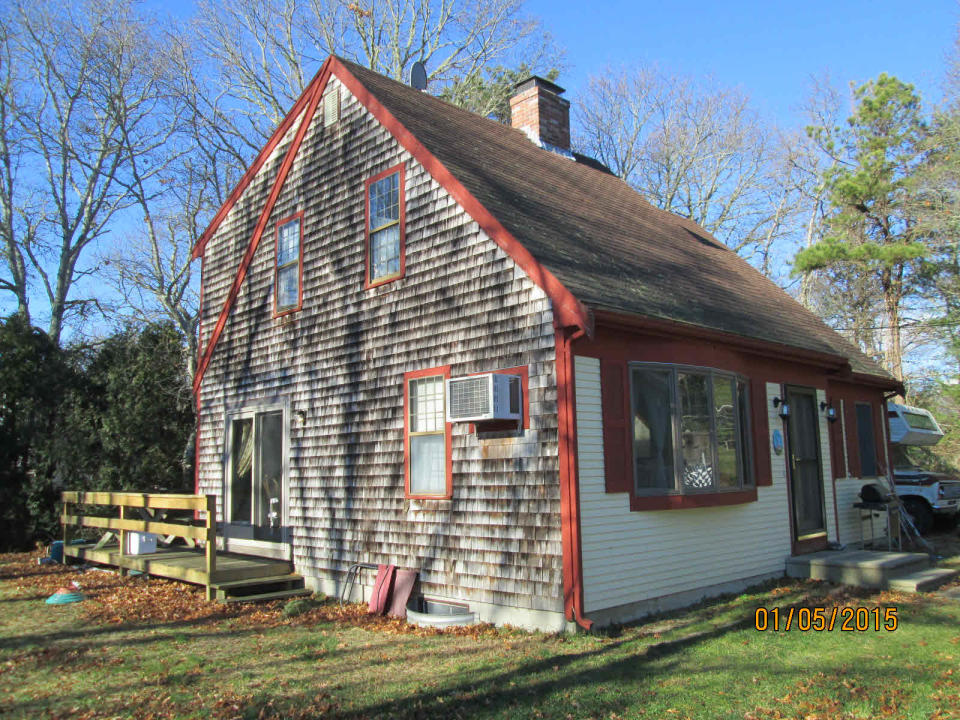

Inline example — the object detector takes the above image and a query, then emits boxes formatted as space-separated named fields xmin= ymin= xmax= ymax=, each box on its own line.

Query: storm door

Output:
xmin=785 ymin=386 xmax=827 ymax=549
xmin=228 ymin=410 xmax=284 ymax=543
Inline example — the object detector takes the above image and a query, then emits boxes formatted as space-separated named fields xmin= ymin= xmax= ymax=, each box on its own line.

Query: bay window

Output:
xmin=631 ymin=364 xmax=753 ymax=494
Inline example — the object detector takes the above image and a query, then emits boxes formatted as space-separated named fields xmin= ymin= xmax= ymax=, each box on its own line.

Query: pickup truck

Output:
xmin=893 ymin=468 xmax=960 ymax=534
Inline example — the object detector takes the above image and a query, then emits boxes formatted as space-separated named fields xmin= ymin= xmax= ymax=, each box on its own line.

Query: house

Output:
xmin=191 ymin=56 xmax=902 ymax=631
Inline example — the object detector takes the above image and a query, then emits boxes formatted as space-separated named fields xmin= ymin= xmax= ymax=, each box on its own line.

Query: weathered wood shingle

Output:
xmin=197 ymin=78 xmax=563 ymax=613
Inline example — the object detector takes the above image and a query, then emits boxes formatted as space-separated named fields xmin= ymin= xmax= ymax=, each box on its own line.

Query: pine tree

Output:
xmin=795 ymin=74 xmax=929 ymax=381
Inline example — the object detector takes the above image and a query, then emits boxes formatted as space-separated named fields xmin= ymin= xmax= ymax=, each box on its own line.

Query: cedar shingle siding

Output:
xmin=197 ymin=79 xmax=563 ymax=613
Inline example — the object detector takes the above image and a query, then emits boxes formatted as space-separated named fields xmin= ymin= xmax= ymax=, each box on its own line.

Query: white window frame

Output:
xmin=222 ymin=400 xmax=291 ymax=559
xmin=406 ymin=371 xmax=450 ymax=498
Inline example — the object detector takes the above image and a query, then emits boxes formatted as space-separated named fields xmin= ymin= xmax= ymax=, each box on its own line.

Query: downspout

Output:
xmin=555 ymin=324 xmax=594 ymax=631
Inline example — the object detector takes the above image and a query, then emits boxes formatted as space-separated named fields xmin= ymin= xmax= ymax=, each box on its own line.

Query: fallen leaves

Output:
xmin=0 ymin=551 xmax=502 ymax=640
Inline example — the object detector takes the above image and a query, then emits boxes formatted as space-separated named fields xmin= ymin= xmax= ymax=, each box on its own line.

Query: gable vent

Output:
xmin=323 ymin=88 xmax=340 ymax=127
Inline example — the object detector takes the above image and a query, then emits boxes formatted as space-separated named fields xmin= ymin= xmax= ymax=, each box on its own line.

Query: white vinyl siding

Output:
xmin=575 ymin=357 xmax=792 ymax=614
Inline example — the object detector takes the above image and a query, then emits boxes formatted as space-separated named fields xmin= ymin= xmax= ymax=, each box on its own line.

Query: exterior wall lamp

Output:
xmin=772 ymin=396 xmax=790 ymax=419
xmin=820 ymin=402 xmax=838 ymax=422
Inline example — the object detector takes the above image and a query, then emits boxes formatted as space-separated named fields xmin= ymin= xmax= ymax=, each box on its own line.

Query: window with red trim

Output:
xmin=630 ymin=363 xmax=754 ymax=495
xmin=274 ymin=214 xmax=302 ymax=314
xmin=404 ymin=367 xmax=452 ymax=498
xmin=365 ymin=165 xmax=405 ymax=287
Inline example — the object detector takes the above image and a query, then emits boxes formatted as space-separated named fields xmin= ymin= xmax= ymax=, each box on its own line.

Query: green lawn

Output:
xmin=2 ymin=549 xmax=960 ymax=719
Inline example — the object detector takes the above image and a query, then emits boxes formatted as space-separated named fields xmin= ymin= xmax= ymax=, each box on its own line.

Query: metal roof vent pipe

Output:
xmin=509 ymin=76 xmax=573 ymax=158
xmin=410 ymin=61 xmax=427 ymax=91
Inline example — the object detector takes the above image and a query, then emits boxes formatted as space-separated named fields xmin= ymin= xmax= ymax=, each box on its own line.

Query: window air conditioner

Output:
xmin=446 ymin=374 xmax=522 ymax=422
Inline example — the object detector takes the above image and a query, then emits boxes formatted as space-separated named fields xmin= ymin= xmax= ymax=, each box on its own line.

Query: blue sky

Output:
xmin=530 ymin=0 xmax=957 ymax=124
xmin=7 ymin=1 xmax=958 ymax=340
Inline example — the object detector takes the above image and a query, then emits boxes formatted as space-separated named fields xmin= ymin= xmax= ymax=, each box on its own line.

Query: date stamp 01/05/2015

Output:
xmin=754 ymin=606 xmax=899 ymax=632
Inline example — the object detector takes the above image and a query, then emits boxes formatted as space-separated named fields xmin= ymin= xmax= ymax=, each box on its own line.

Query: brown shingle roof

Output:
xmin=347 ymin=60 xmax=894 ymax=382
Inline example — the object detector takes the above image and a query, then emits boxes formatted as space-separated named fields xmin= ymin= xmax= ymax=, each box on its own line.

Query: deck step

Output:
xmin=212 ymin=572 xmax=306 ymax=601
xmin=218 ymin=587 xmax=313 ymax=604
xmin=211 ymin=573 xmax=304 ymax=590
xmin=888 ymin=567 xmax=959 ymax=593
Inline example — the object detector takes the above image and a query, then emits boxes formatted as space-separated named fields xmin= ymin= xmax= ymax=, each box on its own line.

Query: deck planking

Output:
xmin=64 ymin=543 xmax=292 ymax=586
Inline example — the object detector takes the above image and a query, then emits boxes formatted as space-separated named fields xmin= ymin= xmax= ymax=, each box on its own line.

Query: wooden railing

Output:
xmin=61 ymin=492 xmax=218 ymax=599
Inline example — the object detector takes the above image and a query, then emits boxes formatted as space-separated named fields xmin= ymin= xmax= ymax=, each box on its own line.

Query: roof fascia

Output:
xmin=591 ymin=308 xmax=851 ymax=371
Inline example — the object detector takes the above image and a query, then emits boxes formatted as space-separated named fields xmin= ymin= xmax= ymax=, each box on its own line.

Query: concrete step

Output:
xmin=787 ymin=550 xmax=931 ymax=588
xmin=218 ymin=587 xmax=312 ymax=604
xmin=888 ymin=567 xmax=959 ymax=593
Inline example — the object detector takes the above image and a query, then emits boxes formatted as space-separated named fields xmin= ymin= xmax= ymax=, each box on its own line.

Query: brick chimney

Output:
xmin=509 ymin=76 xmax=570 ymax=152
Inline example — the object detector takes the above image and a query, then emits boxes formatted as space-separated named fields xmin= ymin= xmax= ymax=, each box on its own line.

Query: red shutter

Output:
xmin=601 ymin=359 xmax=632 ymax=493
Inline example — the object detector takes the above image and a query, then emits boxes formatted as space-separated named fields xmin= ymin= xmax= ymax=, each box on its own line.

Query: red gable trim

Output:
xmin=329 ymin=58 xmax=591 ymax=335
xmin=191 ymin=59 xmax=332 ymax=260
xmin=193 ymin=73 xmax=327 ymax=393
xmin=193 ymin=56 xmax=591 ymax=392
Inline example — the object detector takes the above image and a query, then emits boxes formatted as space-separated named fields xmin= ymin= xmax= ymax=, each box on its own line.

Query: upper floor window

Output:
xmin=274 ymin=214 xmax=302 ymax=315
xmin=365 ymin=165 xmax=405 ymax=287
xmin=630 ymin=363 xmax=753 ymax=495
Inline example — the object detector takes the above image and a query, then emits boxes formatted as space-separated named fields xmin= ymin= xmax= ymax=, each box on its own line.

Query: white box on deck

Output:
xmin=125 ymin=532 xmax=158 ymax=555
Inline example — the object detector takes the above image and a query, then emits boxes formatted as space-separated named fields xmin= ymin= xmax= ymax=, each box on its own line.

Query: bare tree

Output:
xmin=574 ymin=66 xmax=802 ymax=268
xmin=3 ymin=0 xmax=179 ymax=344
xmin=103 ymin=35 xmax=204 ymax=380
xmin=0 ymin=19 xmax=36 ymax=323
xmin=192 ymin=0 xmax=557 ymax=153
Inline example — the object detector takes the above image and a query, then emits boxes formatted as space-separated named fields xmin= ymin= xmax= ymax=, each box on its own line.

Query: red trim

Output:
xmin=193 ymin=72 xmax=327 ymax=394
xmin=468 ymin=365 xmax=530 ymax=432
xmin=850 ymin=371 xmax=903 ymax=394
xmin=330 ymin=58 xmax=590 ymax=334
xmin=555 ymin=327 xmax=592 ymax=630
xmin=403 ymin=365 xmax=453 ymax=500
xmin=593 ymin=310 xmax=849 ymax=371
xmin=191 ymin=60 xmax=331 ymax=260
xmin=272 ymin=211 xmax=305 ymax=317
xmin=630 ymin=488 xmax=758 ymax=511
xmin=363 ymin=164 xmax=406 ymax=289
xmin=600 ymin=359 xmax=631 ymax=494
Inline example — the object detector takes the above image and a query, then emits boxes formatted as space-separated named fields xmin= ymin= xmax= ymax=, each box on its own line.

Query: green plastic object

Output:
xmin=45 ymin=590 xmax=84 ymax=605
